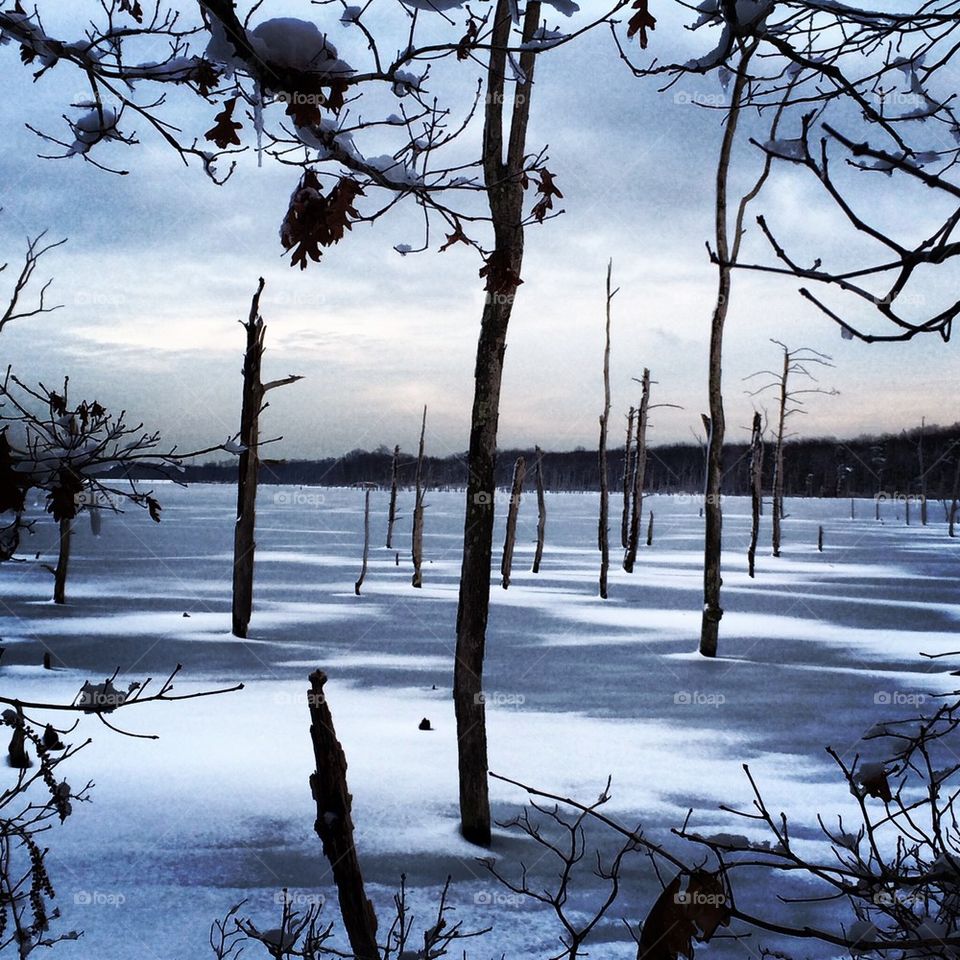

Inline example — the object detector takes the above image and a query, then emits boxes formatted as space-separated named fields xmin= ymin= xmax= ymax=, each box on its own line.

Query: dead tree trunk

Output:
xmin=53 ymin=516 xmax=71 ymax=605
xmin=747 ymin=411 xmax=763 ymax=578
xmin=411 ymin=406 xmax=427 ymax=589
xmin=621 ymin=407 xmax=635 ymax=549
xmin=232 ymin=279 xmax=302 ymax=639
xmin=771 ymin=346 xmax=788 ymax=559
xmin=918 ymin=418 xmax=929 ymax=525
xmin=454 ymin=0 xmax=541 ymax=848
xmin=501 ymin=456 xmax=525 ymax=589
xmin=355 ymin=488 xmax=371 ymax=596
xmin=598 ymin=260 xmax=615 ymax=600
xmin=307 ymin=670 xmax=379 ymax=960
xmin=386 ymin=444 xmax=399 ymax=549
xmin=646 ymin=510 xmax=654 ymax=547
xmin=818 ymin=525 xmax=824 ymax=552
xmin=532 ymin=446 xmax=546 ymax=573
xmin=623 ymin=369 xmax=650 ymax=573
xmin=949 ymin=454 xmax=960 ymax=537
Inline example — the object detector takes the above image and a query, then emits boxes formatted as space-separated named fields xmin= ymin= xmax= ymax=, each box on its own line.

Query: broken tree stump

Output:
xmin=307 ymin=671 xmax=379 ymax=960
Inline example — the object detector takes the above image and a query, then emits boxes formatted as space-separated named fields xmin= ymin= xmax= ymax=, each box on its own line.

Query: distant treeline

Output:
xmin=137 ymin=421 xmax=960 ymax=500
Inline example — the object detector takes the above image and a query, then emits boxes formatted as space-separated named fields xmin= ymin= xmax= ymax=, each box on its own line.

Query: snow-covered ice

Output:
xmin=1 ymin=486 xmax=957 ymax=958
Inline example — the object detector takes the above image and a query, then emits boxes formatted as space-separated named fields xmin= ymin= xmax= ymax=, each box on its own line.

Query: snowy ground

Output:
xmin=1 ymin=485 xmax=958 ymax=959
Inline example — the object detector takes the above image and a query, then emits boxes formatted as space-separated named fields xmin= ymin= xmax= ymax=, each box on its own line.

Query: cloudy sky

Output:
xmin=0 ymin=2 xmax=956 ymax=460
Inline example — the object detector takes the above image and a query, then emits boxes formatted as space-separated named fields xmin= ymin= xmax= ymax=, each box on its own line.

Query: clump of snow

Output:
xmin=366 ymin=154 xmax=423 ymax=186
xmin=520 ymin=27 xmax=568 ymax=50
xmin=249 ymin=18 xmax=353 ymax=77
xmin=762 ymin=137 xmax=807 ymax=161
xmin=67 ymin=107 xmax=122 ymax=155
xmin=205 ymin=15 xmax=354 ymax=83
xmin=294 ymin=116 xmax=361 ymax=163
xmin=391 ymin=69 xmax=424 ymax=98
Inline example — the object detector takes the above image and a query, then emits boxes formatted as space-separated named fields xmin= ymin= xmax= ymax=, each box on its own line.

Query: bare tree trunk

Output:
xmin=454 ymin=0 xmax=540 ymax=848
xmin=232 ymin=279 xmax=301 ymax=638
xmin=850 ymin=497 xmax=855 ymax=520
xmin=771 ymin=346 xmax=788 ymax=559
xmin=411 ymin=406 xmax=427 ymax=589
xmin=386 ymin=444 xmax=399 ymax=549
xmin=621 ymin=407 xmax=635 ymax=549
xmin=598 ymin=260 xmax=614 ymax=599
xmin=53 ymin=516 xmax=71 ymax=605
xmin=700 ymin=51 xmax=755 ymax=658
xmin=623 ymin=369 xmax=650 ymax=573
xmin=919 ymin=419 xmax=929 ymax=526
xmin=532 ymin=446 xmax=546 ymax=573
xmin=501 ymin=456 xmax=525 ymax=589
xmin=818 ymin=525 xmax=824 ymax=552
xmin=949 ymin=455 xmax=960 ymax=537
xmin=355 ymin=488 xmax=371 ymax=596
xmin=307 ymin=670 xmax=379 ymax=960
xmin=646 ymin=510 xmax=654 ymax=547
xmin=747 ymin=411 xmax=763 ymax=578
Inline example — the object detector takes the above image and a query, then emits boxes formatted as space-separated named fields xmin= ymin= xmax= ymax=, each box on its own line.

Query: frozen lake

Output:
xmin=1 ymin=484 xmax=958 ymax=958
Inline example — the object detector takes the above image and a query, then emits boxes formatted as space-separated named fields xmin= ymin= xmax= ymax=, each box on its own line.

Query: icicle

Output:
xmin=254 ymin=78 xmax=264 ymax=168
